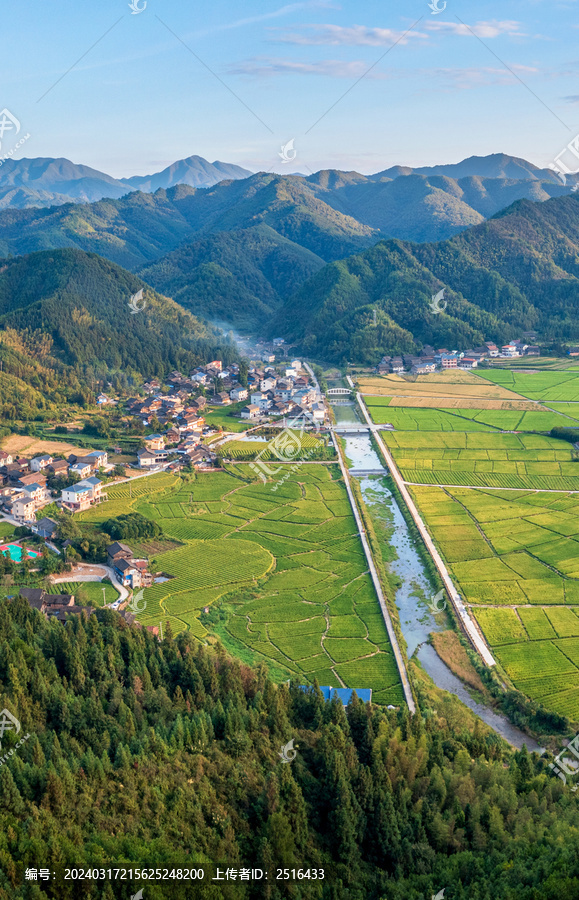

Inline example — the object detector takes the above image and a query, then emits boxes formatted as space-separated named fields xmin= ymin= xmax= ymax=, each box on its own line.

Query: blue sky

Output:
xmin=2 ymin=0 xmax=579 ymax=177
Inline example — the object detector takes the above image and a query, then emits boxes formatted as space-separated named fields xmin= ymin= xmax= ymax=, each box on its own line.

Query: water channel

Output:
xmin=331 ymin=398 xmax=542 ymax=751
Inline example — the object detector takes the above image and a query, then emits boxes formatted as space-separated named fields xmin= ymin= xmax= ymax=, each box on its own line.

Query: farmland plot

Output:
xmin=362 ymin=365 xmax=579 ymax=721
xmin=409 ymin=483 xmax=579 ymax=721
xmin=477 ymin=369 xmax=579 ymax=402
xmin=386 ymin=432 xmax=579 ymax=491
xmin=80 ymin=464 xmax=403 ymax=704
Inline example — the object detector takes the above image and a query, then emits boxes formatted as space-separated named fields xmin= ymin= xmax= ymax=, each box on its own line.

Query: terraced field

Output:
xmin=220 ymin=431 xmax=327 ymax=460
xmin=78 ymin=469 xmax=404 ymax=705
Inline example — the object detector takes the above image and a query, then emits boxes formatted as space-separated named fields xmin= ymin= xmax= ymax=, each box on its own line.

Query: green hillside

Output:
xmin=139 ymin=223 xmax=325 ymax=327
xmin=0 ymin=248 xmax=236 ymax=416
xmin=273 ymin=194 xmax=579 ymax=363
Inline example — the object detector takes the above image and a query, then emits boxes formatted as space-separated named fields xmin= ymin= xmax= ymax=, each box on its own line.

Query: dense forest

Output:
xmin=139 ymin=224 xmax=325 ymax=329
xmin=271 ymin=194 xmax=579 ymax=363
xmin=0 ymin=248 xmax=237 ymax=418
xmin=0 ymin=596 xmax=578 ymax=899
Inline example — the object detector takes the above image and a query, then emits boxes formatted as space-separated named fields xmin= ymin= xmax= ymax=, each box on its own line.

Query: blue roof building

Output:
xmin=301 ymin=685 xmax=372 ymax=705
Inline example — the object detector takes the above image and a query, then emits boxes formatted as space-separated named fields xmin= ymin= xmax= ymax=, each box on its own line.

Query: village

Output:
xmin=0 ymin=356 xmax=323 ymax=519
xmin=0 ymin=334 xmax=547 ymax=629
xmin=0 ymin=354 xmax=326 ymax=624
xmin=376 ymin=336 xmax=541 ymax=375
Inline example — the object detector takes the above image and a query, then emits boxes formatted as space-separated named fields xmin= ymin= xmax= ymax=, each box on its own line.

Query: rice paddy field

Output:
xmin=408 ymin=484 xmax=579 ymax=722
xmin=78 ymin=469 xmax=404 ymax=705
xmin=477 ymin=368 xmax=579 ymax=403
xmin=359 ymin=371 xmax=524 ymax=401
xmin=384 ymin=432 xmax=579 ymax=492
xmin=365 ymin=397 xmax=577 ymax=433
xmin=360 ymin=366 xmax=579 ymax=722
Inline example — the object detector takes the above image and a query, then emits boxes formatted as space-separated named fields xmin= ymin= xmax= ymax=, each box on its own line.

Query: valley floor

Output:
xmin=361 ymin=366 xmax=579 ymax=726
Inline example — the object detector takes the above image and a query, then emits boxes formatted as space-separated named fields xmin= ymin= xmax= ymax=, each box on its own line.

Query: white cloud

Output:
xmin=231 ymin=57 xmax=540 ymax=88
xmin=270 ymin=19 xmax=525 ymax=46
xmin=230 ymin=56 xmax=393 ymax=78
xmin=434 ymin=64 xmax=540 ymax=89
xmin=271 ymin=24 xmax=428 ymax=46
xmin=425 ymin=20 xmax=526 ymax=38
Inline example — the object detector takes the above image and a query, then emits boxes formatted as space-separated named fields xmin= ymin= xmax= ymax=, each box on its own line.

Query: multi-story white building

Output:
xmin=61 ymin=477 xmax=105 ymax=512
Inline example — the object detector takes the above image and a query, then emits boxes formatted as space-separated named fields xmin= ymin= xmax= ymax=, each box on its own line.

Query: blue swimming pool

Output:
xmin=0 ymin=543 xmax=39 ymax=562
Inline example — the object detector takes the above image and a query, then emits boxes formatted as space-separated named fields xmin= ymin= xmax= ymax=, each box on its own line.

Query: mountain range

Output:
xmin=271 ymin=193 xmax=579 ymax=363
xmin=0 ymin=151 xmax=570 ymax=213
xmin=0 ymin=155 xmax=574 ymax=326
xmin=0 ymin=153 xmax=578 ymax=377
xmin=0 ymin=155 xmax=252 ymax=209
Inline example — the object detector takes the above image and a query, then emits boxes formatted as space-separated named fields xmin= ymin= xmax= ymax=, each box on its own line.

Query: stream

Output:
xmin=331 ymin=397 xmax=542 ymax=751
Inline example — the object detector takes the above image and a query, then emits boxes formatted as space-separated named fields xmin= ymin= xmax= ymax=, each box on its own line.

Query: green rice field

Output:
xmin=410 ymin=483 xmax=579 ymax=721
xmin=384 ymin=431 xmax=579 ymax=491
xmin=362 ymin=368 xmax=579 ymax=722
xmin=477 ymin=368 xmax=579 ymax=403
xmin=366 ymin=396 xmax=575 ymax=433
xmin=78 ymin=469 xmax=404 ymax=704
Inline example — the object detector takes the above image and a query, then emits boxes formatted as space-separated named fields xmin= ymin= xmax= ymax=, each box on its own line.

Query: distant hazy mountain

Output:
xmin=0 ymin=157 xmax=129 ymax=207
xmin=372 ymin=153 xmax=564 ymax=183
xmin=120 ymin=156 xmax=251 ymax=192
xmin=310 ymin=169 xmax=568 ymax=242
xmin=0 ymin=152 xmax=572 ymax=215
xmin=0 ymin=155 xmax=252 ymax=209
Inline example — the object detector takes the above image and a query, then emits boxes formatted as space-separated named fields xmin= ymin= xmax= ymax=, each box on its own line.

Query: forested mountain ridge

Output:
xmin=0 ymin=187 xmax=203 ymax=271
xmin=0 ymin=248 xmax=236 ymax=416
xmin=0 ymin=176 xmax=377 ymax=271
xmin=272 ymin=194 xmax=579 ymax=363
xmin=307 ymin=167 xmax=568 ymax=243
xmin=0 ymin=161 xmax=571 ymax=270
xmin=0 ymin=167 xmax=576 ymax=358
xmin=138 ymin=224 xmax=326 ymax=328
xmin=0 ymin=594 xmax=578 ymax=899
